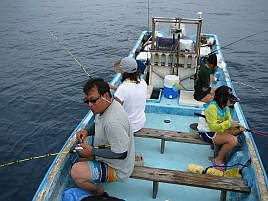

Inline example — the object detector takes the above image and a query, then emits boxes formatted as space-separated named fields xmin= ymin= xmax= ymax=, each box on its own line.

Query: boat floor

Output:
xmin=100 ymin=99 xmax=222 ymax=201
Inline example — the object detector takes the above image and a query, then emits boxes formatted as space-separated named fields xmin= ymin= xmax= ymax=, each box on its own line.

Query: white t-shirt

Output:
xmin=114 ymin=79 xmax=147 ymax=132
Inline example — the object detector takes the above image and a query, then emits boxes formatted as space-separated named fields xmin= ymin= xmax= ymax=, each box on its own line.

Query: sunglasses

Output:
xmin=83 ymin=96 xmax=101 ymax=104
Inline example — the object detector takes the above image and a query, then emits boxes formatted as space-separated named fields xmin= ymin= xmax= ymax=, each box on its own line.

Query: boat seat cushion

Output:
xmin=179 ymin=90 xmax=204 ymax=107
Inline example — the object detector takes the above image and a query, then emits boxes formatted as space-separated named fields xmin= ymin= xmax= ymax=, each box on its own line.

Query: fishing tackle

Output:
xmin=194 ymin=113 xmax=268 ymax=138
xmin=210 ymin=30 xmax=267 ymax=55
xmin=47 ymin=29 xmax=91 ymax=78
xmin=201 ymin=30 xmax=268 ymax=63
xmin=0 ymin=150 xmax=78 ymax=168
xmin=249 ymin=130 xmax=268 ymax=139
xmin=0 ymin=143 xmax=111 ymax=168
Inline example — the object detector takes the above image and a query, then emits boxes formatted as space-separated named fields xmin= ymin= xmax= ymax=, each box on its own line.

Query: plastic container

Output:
xmin=164 ymin=75 xmax=180 ymax=99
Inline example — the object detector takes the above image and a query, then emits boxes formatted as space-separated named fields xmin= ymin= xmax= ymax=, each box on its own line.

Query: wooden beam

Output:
xmin=130 ymin=166 xmax=251 ymax=199
xmin=134 ymin=128 xmax=209 ymax=145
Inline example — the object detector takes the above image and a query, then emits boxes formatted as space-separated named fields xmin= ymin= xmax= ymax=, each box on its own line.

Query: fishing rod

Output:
xmin=0 ymin=150 xmax=79 ymax=168
xmin=209 ymin=30 xmax=268 ymax=55
xmin=194 ymin=113 xmax=268 ymax=138
xmin=47 ymin=29 xmax=91 ymax=78
xmin=0 ymin=143 xmax=111 ymax=168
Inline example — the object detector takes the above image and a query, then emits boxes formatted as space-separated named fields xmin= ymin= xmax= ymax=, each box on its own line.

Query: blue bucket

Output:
xmin=164 ymin=86 xmax=178 ymax=99
xmin=164 ymin=75 xmax=180 ymax=99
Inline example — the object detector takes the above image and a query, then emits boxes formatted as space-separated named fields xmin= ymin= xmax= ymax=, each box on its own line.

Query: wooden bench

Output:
xmin=130 ymin=165 xmax=250 ymax=200
xmin=134 ymin=128 xmax=209 ymax=154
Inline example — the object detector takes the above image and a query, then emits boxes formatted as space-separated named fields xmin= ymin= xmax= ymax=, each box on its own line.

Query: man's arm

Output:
xmin=92 ymin=148 xmax=127 ymax=159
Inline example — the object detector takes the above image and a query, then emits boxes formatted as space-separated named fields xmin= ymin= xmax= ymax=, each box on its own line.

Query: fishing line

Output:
xmin=0 ymin=150 xmax=78 ymax=168
xmin=107 ymin=25 xmax=133 ymax=43
xmin=209 ymin=30 xmax=268 ymax=55
xmin=232 ymin=81 xmax=267 ymax=105
xmin=218 ymin=80 xmax=267 ymax=105
xmin=47 ymin=29 xmax=91 ymax=78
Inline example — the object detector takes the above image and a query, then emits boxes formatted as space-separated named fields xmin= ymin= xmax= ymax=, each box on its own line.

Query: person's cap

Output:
xmin=215 ymin=86 xmax=240 ymax=102
xmin=113 ymin=57 xmax=137 ymax=74
xmin=207 ymin=54 xmax=217 ymax=66
xmin=216 ymin=54 xmax=226 ymax=68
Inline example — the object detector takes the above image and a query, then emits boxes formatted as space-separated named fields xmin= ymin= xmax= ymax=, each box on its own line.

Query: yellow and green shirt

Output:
xmin=197 ymin=101 xmax=233 ymax=132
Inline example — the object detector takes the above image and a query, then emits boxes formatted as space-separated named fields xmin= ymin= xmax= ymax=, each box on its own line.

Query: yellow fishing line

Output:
xmin=0 ymin=150 xmax=77 ymax=168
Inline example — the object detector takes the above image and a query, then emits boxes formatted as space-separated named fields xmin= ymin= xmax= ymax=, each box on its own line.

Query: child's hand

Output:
xmin=231 ymin=120 xmax=240 ymax=128
xmin=238 ymin=125 xmax=246 ymax=132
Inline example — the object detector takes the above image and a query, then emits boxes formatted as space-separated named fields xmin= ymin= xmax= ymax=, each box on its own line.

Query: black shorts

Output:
xmin=199 ymin=131 xmax=216 ymax=145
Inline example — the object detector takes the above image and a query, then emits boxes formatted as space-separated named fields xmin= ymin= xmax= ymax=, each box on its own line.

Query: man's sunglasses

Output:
xmin=83 ymin=96 xmax=101 ymax=104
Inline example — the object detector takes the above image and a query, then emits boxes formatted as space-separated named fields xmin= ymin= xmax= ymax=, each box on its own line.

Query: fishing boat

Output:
xmin=33 ymin=12 xmax=268 ymax=201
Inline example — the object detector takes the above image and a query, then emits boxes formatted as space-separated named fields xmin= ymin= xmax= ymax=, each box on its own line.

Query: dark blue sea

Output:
xmin=0 ymin=0 xmax=267 ymax=200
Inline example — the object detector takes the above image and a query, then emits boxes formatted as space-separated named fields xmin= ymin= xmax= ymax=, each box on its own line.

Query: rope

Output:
xmin=47 ymin=29 xmax=91 ymax=78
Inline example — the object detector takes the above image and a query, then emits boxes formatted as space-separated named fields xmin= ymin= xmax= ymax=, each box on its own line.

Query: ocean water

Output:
xmin=0 ymin=0 xmax=267 ymax=200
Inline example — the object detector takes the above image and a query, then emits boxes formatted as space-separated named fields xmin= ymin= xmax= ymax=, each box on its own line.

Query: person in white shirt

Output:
xmin=109 ymin=57 xmax=147 ymax=132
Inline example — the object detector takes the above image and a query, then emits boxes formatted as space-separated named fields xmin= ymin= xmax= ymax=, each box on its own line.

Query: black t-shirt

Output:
xmin=194 ymin=65 xmax=211 ymax=101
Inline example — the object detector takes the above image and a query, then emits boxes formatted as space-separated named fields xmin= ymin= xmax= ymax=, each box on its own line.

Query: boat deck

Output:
xmin=100 ymin=92 xmax=222 ymax=201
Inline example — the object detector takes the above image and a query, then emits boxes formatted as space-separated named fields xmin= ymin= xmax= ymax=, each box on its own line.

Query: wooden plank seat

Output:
xmin=130 ymin=165 xmax=251 ymax=200
xmin=134 ymin=128 xmax=210 ymax=154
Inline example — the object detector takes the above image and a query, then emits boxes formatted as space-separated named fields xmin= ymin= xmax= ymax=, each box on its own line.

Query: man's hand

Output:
xmin=210 ymin=76 xmax=216 ymax=83
xmin=76 ymin=129 xmax=88 ymax=143
xmin=77 ymin=144 xmax=93 ymax=157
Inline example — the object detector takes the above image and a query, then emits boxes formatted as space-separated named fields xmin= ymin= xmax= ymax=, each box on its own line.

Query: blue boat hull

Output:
xmin=33 ymin=14 xmax=268 ymax=201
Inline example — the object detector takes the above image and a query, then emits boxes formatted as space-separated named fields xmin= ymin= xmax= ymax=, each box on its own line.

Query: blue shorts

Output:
xmin=198 ymin=132 xmax=216 ymax=145
xmin=87 ymin=136 xmax=117 ymax=184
